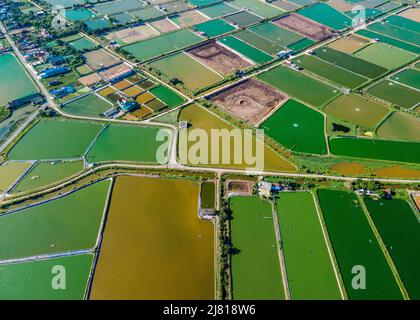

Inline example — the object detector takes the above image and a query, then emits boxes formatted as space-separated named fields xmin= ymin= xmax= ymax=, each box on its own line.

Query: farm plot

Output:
xmin=273 ymin=13 xmax=333 ymax=41
xmin=329 ymin=137 xmax=420 ymax=164
xmin=376 ymin=112 xmax=420 ymax=141
xmin=170 ymin=11 xmax=209 ymax=28
xmin=229 ymin=0 xmax=283 ymax=19
xmin=230 ymin=196 xmax=285 ymax=300
xmin=0 ymin=180 xmax=110 ymax=260
xmin=368 ymin=21 xmax=420 ymax=47
xmin=122 ymin=29 xmax=203 ymax=61
xmin=188 ymin=41 xmax=253 ymax=75
xmin=277 ymin=192 xmax=341 ymax=300
xmin=314 ymin=47 xmax=388 ymax=78
xmin=327 ymin=34 xmax=369 ymax=53
xmin=323 ymin=94 xmax=389 ymax=128
xmin=0 ymin=161 xmax=32 ymax=194
xmin=398 ymin=8 xmax=420 ymax=23
xmin=365 ymin=198 xmax=420 ymax=299
xmin=391 ymin=68 xmax=420 ymax=90
xmin=210 ymin=78 xmax=287 ymax=125
xmin=298 ymin=3 xmax=352 ymax=30
xmin=234 ymin=29 xmax=281 ymax=55
xmin=69 ymin=37 xmax=97 ymax=51
xmin=105 ymin=24 xmax=158 ymax=45
xmin=10 ymin=160 xmax=84 ymax=194
xmin=160 ymin=0 xmax=192 ymax=14
xmin=130 ymin=7 xmax=165 ymax=20
xmin=93 ymin=0 xmax=145 ymax=16
xmin=149 ymin=85 xmax=185 ymax=108
xmin=83 ymin=49 xmax=120 ymax=71
xmin=90 ymin=176 xmax=214 ymax=299
xmin=0 ymin=255 xmax=93 ymax=300
xmin=219 ymin=36 xmax=273 ymax=64
xmin=317 ymin=190 xmax=403 ymax=299
xmin=249 ymin=22 xmax=304 ymax=48
xmin=258 ymin=65 xmax=339 ymax=108
xmin=149 ymin=52 xmax=223 ymax=91
xmin=293 ymin=54 xmax=368 ymax=89
xmin=356 ymin=29 xmax=420 ymax=54
xmin=261 ymin=99 xmax=327 ymax=154
xmin=271 ymin=0 xmax=301 ymax=12
xmin=287 ymin=38 xmax=316 ymax=51
xmin=199 ymin=2 xmax=239 ymax=18
xmin=354 ymin=43 xmax=416 ymax=70
xmin=224 ymin=11 xmax=262 ymax=27
xmin=149 ymin=18 xmax=179 ymax=33
xmin=7 ymin=119 xmax=102 ymax=160
xmin=366 ymin=80 xmax=420 ymax=109
xmin=385 ymin=15 xmax=420 ymax=34
xmin=193 ymin=19 xmax=235 ymax=38
xmin=62 ymin=94 xmax=113 ymax=117
xmin=86 ymin=124 xmax=168 ymax=164
xmin=178 ymin=104 xmax=296 ymax=172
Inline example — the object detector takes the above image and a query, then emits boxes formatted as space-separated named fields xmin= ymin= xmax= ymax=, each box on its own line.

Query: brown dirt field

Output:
xmin=113 ymin=80 xmax=131 ymax=90
xmin=131 ymin=106 xmax=153 ymax=118
xmin=372 ymin=166 xmax=420 ymax=179
xmin=211 ymin=78 xmax=287 ymax=126
xmin=122 ymin=85 xmax=144 ymax=97
xmin=98 ymin=63 xmax=132 ymax=82
xmin=273 ymin=13 xmax=333 ymax=41
xmin=327 ymin=0 xmax=353 ymax=12
xmin=84 ymin=49 xmax=120 ymax=70
xmin=226 ymin=180 xmax=254 ymax=196
xmin=78 ymin=73 xmax=102 ymax=86
xmin=188 ymin=42 xmax=253 ymax=75
xmin=172 ymin=11 xmax=208 ymax=28
xmin=398 ymin=8 xmax=420 ymax=23
xmin=150 ymin=19 xmax=179 ymax=33
xmin=331 ymin=162 xmax=368 ymax=176
xmin=105 ymin=24 xmax=158 ymax=44
xmin=328 ymin=35 xmax=370 ymax=53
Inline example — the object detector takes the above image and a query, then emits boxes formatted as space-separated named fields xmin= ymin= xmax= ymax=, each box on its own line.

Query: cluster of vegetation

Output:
xmin=0 ymin=105 xmax=11 ymax=122
xmin=218 ymin=199 xmax=232 ymax=300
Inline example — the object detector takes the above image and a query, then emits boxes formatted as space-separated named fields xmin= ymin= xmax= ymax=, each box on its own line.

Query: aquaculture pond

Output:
xmin=178 ymin=104 xmax=296 ymax=172
xmin=90 ymin=176 xmax=215 ymax=299
xmin=364 ymin=199 xmax=420 ymax=300
xmin=230 ymin=196 xmax=285 ymax=300
xmin=258 ymin=65 xmax=339 ymax=108
xmin=201 ymin=181 xmax=215 ymax=209
xmin=0 ymin=254 xmax=93 ymax=300
xmin=0 ymin=180 xmax=110 ymax=260
xmin=317 ymin=190 xmax=402 ymax=299
xmin=261 ymin=99 xmax=327 ymax=155
xmin=329 ymin=137 xmax=420 ymax=164
xmin=7 ymin=119 xmax=103 ymax=160
xmin=277 ymin=192 xmax=341 ymax=300
xmin=10 ymin=160 xmax=84 ymax=194
xmin=62 ymin=94 xmax=113 ymax=117
xmin=0 ymin=161 xmax=32 ymax=193
xmin=86 ymin=124 xmax=169 ymax=164
xmin=0 ymin=53 xmax=38 ymax=106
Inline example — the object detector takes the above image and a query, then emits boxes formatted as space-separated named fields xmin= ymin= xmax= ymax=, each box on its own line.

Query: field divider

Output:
xmin=85 ymin=177 xmax=115 ymax=300
xmin=271 ymin=200 xmax=291 ymax=300
xmin=356 ymin=193 xmax=409 ymax=300
xmin=311 ymin=190 xmax=347 ymax=300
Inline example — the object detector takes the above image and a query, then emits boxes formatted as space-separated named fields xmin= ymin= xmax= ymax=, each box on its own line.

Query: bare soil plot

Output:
xmin=171 ymin=11 xmax=209 ymax=28
xmin=211 ymin=78 xmax=287 ymax=125
xmin=226 ymin=180 xmax=254 ymax=196
xmin=84 ymin=49 xmax=120 ymax=70
xmin=273 ymin=13 xmax=333 ymax=41
xmin=327 ymin=0 xmax=353 ymax=12
xmin=188 ymin=42 xmax=253 ymax=75
xmin=150 ymin=19 xmax=179 ymax=33
xmin=98 ymin=63 xmax=132 ymax=82
xmin=105 ymin=24 xmax=158 ymax=44
xmin=78 ymin=73 xmax=102 ymax=87
xmin=398 ymin=8 xmax=420 ymax=23
xmin=328 ymin=34 xmax=369 ymax=53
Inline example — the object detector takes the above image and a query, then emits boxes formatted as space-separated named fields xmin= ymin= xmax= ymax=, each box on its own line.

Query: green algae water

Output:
xmin=0 ymin=161 xmax=32 ymax=193
xmin=0 ymin=254 xmax=93 ymax=299
xmin=0 ymin=53 xmax=38 ymax=106
xmin=0 ymin=180 xmax=110 ymax=260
